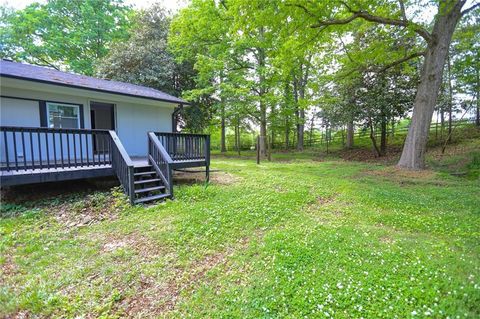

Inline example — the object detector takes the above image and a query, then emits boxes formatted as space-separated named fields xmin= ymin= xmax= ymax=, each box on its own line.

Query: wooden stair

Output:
xmin=132 ymin=165 xmax=170 ymax=204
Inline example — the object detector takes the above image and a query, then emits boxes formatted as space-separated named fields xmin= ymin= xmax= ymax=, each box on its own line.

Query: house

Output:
xmin=0 ymin=60 xmax=210 ymax=204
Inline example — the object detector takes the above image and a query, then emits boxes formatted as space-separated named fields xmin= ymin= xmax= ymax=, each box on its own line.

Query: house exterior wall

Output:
xmin=0 ymin=78 xmax=176 ymax=159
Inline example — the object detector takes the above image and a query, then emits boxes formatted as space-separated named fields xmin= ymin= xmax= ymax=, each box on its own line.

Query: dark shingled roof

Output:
xmin=0 ymin=60 xmax=187 ymax=105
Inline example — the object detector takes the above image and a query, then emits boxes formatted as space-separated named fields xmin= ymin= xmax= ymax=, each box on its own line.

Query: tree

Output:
xmin=1 ymin=0 xmax=132 ymax=75
xmin=97 ymin=4 xmax=196 ymax=97
xmin=288 ymin=0 xmax=478 ymax=169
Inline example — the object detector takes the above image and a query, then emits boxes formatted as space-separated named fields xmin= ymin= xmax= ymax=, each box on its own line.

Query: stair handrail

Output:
xmin=109 ymin=130 xmax=135 ymax=204
xmin=148 ymin=132 xmax=174 ymax=198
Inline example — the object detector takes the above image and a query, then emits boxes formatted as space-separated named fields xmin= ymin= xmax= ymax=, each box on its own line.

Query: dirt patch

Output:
xmin=366 ymin=166 xmax=437 ymax=180
xmin=53 ymin=191 xmax=124 ymax=229
xmin=0 ymin=177 xmax=119 ymax=204
xmin=120 ymin=234 xmax=257 ymax=317
xmin=174 ymin=170 xmax=240 ymax=186
xmin=305 ymin=195 xmax=337 ymax=212
xmin=101 ymin=232 xmax=166 ymax=260
xmin=339 ymin=146 xmax=402 ymax=164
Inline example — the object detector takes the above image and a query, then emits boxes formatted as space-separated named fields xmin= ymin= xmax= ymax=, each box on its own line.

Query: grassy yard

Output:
xmin=1 ymin=140 xmax=479 ymax=318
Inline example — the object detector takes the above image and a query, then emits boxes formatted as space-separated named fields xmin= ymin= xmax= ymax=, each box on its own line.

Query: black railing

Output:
xmin=109 ymin=131 xmax=135 ymax=204
xmin=154 ymin=132 xmax=210 ymax=165
xmin=148 ymin=132 xmax=173 ymax=197
xmin=0 ymin=126 xmax=112 ymax=171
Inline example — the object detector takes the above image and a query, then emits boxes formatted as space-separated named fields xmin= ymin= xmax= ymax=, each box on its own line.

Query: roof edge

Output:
xmin=0 ymin=74 xmax=190 ymax=106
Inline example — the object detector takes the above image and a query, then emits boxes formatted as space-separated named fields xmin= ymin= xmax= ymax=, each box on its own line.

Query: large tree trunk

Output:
xmin=447 ymin=54 xmax=453 ymax=142
xmin=398 ymin=1 xmax=464 ymax=169
xmin=346 ymin=120 xmax=354 ymax=149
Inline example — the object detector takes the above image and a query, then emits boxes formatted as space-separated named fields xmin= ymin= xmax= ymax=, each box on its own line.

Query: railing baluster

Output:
xmin=79 ymin=132 xmax=83 ymax=166
xmin=60 ymin=132 xmax=64 ymax=168
xmin=29 ymin=131 xmax=34 ymax=169
xmin=21 ymin=130 xmax=27 ymax=169
xmin=73 ymin=132 xmax=77 ymax=167
xmin=38 ymin=131 xmax=43 ymax=169
xmin=13 ymin=131 xmax=18 ymax=171
xmin=52 ymin=131 xmax=57 ymax=167
xmin=45 ymin=131 xmax=50 ymax=168
xmin=103 ymin=134 xmax=107 ymax=165
xmin=3 ymin=130 xmax=10 ymax=171
xmin=67 ymin=131 xmax=71 ymax=167
xmin=86 ymin=132 xmax=90 ymax=166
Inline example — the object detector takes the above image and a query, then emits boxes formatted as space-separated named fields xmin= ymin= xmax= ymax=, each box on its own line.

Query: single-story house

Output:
xmin=0 ymin=60 xmax=210 ymax=204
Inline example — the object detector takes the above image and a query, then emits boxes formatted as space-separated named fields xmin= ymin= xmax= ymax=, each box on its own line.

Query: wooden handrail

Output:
xmin=109 ymin=130 xmax=135 ymax=204
xmin=153 ymin=131 xmax=209 ymax=137
xmin=153 ymin=131 xmax=209 ymax=162
xmin=148 ymin=132 xmax=174 ymax=197
xmin=0 ymin=126 xmax=111 ymax=134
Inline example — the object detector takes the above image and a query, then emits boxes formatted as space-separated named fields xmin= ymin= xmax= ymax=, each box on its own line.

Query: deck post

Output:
xmin=128 ymin=165 xmax=135 ymax=204
xmin=205 ymin=135 xmax=210 ymax=182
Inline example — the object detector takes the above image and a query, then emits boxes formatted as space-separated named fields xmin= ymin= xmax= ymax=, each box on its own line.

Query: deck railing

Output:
xmin=154 ymin=132 xmax=210 ymax=165
xmin=148 ymin=132 xmax=173 ymax=197
xmin=0 ymin=126 xmax=112 ymax=171
xmin=109 ymin=130 xmax=135 ymax=203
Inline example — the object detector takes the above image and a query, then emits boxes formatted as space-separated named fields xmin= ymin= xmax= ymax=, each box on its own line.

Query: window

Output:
xmin=47 ymin=103 xmax=80 ymax=128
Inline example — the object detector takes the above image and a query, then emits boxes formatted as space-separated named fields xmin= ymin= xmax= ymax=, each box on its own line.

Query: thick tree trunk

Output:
xmin=398 ymin=1 xmax=464 ymax=169
xmin=447 ymin=54 xmax=453 ymax=142
xmin=346 ymin=120 xmax=354 ymax=149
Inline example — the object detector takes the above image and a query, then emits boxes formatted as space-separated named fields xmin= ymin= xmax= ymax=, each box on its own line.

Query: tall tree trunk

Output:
xmin=259 ymin=103 xmax=267 ymax=157
xmin=380 ymin=117 xmax=387 ymax=155
xmin=369 ymin=120 xmax=382 ymax=157
xmin=398 ymin=1 xmax=464 ymax=169
xmin=257 ymin=38 xmax=268 ymax=158
xmin=447 ymin=54 xmax=453 ymax=142
xmin=220 ymin=102 xmax=226 ymax=153
xmin=309 ymin=112 xmax=315 ymax=147
xmin=476 ymin=64 xmax=480 ymax=126
xmin=346 ymin=120 xmax=354 ymax=149
xmin=440 ymin=104 xmax=445 ymax=139
xmin=285 ymin=118 xmax=290 ymax=149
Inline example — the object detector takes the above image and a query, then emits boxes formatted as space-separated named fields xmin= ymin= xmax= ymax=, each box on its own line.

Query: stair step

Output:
xmin=134 ymin=193 xmax=170 ymax=204
xmin=134 ymin=178 xmax=161 ymax=185
xmin=135 ymin=185 xmax=165 ymax=194
xmin=134 ymin=171 xmax=156 ymax=177
xmin=134 ymin=164 xmax=153 ymax=170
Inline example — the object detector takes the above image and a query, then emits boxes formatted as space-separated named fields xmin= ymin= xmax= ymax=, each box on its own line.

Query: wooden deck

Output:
xmin=0 ymin=126 xmax=210 ymax=204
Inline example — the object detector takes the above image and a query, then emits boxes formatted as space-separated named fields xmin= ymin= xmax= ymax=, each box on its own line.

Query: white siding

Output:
xmin=116 ymin=102 xmax=172 ymax=156
xmin=0 ymin=97 xmax=40 ymax=127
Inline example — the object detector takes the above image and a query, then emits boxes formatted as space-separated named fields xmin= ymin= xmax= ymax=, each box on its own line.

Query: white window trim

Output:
xmin=46 ymin=102 xmax=81 ymax=129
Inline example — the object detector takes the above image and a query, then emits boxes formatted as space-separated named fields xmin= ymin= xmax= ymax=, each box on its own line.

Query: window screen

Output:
xmin=47 ymin=103 xmax=80 ymax=128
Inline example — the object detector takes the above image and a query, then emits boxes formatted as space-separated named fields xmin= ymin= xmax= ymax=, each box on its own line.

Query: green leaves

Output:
xmin=1 ymin=0 xmax=132 ymax=75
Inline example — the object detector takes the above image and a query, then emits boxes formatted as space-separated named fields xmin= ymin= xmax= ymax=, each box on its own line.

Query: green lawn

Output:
xmin=1 ymin=141 xmax=479 ymax=318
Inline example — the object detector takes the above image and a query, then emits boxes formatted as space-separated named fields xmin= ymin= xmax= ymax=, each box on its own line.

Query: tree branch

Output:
xmin=292 ymin=2 xmax=432 ymax=43
xmin=398 ymin=0 xmax=407 ymax=20
xmin=377 ymin=51 xmax=425 ymax=73
xmin=461 ymin=3 xmax=480 ymax=16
